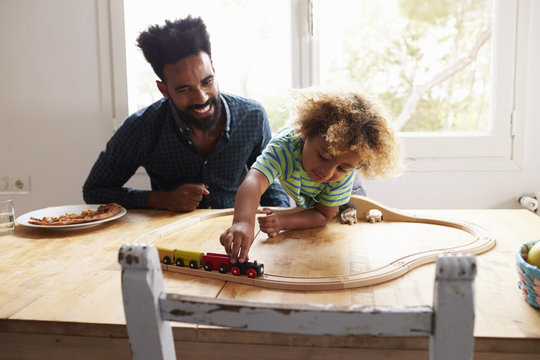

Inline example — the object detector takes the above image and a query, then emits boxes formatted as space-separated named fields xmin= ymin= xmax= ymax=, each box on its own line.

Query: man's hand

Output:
xmin=257 ymin=208 xmax=281 ymax=237
xmin=219 ymin=221 xmax=254 ymax=264
xmin=148 ymin=183 xmax=209 ymax=212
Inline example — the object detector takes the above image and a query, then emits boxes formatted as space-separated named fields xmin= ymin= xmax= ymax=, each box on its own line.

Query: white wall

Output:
xmin=1 ymin=0 xmax=539 ymax=216
xmin=0 ymin=0 xmax=113 ymax=216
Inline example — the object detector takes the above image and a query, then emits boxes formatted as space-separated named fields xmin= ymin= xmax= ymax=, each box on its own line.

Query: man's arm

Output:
xmin=83 ymin=150 xmax=210 ymax=211
xmin=82 ymin=148 xmax=148 ymax=208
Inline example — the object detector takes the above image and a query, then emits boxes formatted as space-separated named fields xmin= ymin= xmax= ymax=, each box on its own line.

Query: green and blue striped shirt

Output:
xmin=252 ymin=128 xmax=354 ymax=208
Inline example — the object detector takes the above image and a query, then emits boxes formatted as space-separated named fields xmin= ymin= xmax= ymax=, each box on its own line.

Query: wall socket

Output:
xmin=0 ymin=175 xmax=31 ymax=195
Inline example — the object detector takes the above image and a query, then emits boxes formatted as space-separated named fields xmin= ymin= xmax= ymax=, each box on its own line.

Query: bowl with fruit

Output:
xmin=517 ymin=240 xmax=540 ymax=308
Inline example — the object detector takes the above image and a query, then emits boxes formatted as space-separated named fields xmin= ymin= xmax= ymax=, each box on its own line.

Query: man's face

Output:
xmin=157 ymin=51 xmax=222 ymax=130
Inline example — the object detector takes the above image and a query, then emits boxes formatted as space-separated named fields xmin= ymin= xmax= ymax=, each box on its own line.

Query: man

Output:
xmin=83 ymin=16 xmax=289 ymax=211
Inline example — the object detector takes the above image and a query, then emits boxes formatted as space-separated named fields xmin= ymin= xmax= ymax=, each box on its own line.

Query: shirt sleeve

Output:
xmin=254 ymin=112 xmax=290 ymax=207
xmin=82 ymin=118 xmax=150 ymax=209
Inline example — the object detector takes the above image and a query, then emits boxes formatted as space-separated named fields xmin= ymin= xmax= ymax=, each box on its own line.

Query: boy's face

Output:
xmin=157 ymin=51 xmax=222 ymax=130
xmin=301 ymin=135 xmax=361 ymax=183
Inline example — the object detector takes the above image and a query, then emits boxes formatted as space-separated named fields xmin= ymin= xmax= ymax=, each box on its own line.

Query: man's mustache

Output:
xmin=188 ymin=98 xmax=215 ymax=111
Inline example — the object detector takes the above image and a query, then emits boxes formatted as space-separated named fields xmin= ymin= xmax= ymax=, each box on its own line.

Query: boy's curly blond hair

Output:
xmin=292 ymin=90 xmax=403 ymax=179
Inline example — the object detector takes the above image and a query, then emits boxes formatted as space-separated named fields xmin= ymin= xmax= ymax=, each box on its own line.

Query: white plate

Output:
xmin=16 ymin=204 xmax=127 ymax=229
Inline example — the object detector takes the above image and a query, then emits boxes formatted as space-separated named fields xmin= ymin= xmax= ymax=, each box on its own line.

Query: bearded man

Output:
xmin=83 ymin=16 xmax=289 ymax=211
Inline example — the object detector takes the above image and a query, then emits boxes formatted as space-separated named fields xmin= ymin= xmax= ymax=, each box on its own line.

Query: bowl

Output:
xmin=516 ymin=240 xmax=540 ymax=309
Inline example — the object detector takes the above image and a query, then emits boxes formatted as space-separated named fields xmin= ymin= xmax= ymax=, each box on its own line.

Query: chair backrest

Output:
xmin=118 ymin=243 xmax=476 ymax=360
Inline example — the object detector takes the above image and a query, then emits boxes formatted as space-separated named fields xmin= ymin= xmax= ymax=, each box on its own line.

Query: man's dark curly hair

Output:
xmin=136 ymin=16 xmax=212 ymax=81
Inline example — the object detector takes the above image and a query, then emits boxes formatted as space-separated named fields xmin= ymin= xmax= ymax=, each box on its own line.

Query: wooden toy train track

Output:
xmin=134 ymin=196 xmax=495 ymax=290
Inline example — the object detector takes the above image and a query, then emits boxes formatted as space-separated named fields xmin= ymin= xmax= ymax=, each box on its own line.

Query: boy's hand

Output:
xmin=257 ymin=208 xmax=281 ymax=237
xmin=219 ymin=221 xmax=254 ymax=264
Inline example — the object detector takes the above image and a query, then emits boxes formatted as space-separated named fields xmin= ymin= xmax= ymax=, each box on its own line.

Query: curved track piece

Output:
xmin=136 ymin=196 xmax=495 ymax=290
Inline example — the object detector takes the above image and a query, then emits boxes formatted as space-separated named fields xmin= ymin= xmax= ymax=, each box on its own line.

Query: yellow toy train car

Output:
xmin=157 ymin=247 xmax=203 ymax=269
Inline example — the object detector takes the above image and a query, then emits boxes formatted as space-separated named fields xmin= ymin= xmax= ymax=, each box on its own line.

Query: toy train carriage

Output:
xmin=157 ymin=247 xmax=203 ymax=269
xmin=202 ymin=252 xmax=230 ymax=273
xmin=158 ymin=247 xmax=265 ymax=279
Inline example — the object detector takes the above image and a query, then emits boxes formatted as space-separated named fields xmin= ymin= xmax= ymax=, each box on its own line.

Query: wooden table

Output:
xmin=1 ymin=207 xmax=539 ymax=359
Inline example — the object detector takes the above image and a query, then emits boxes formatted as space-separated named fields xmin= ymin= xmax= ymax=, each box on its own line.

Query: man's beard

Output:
xmin=178 ymin=96 xmax=222 ymax=131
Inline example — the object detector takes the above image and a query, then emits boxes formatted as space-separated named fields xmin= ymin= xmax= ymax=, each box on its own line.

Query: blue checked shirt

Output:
xmin=83 ymin=93 xmax=290 ymax=209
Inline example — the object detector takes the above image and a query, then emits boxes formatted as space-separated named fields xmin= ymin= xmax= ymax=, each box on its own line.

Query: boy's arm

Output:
xmin=258 ymin=203 xmax=338 ymax=235
xmin=220 ymin=169 xmax=270 ymax=263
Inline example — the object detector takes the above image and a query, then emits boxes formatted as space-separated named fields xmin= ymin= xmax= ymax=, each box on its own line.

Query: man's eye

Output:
xmin=203 ymin=78 xmax=214 ymax=86
xmin=176 ymin=88 xmax=191 ymax=94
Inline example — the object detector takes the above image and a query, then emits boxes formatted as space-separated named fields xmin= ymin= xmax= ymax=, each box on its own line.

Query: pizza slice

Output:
xmin=29 ymin=203 xmax=123 ymax=226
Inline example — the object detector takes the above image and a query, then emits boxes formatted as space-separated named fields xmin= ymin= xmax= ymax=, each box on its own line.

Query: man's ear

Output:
xmin=156 ymin=80 xmax=169 ymax=98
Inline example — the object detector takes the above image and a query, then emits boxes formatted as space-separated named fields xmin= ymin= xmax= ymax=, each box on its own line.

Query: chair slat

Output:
xmin=160 ymin=294 xmax=433 ymax=336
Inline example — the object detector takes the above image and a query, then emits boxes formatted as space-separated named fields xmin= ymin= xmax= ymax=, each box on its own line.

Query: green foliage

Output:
xmin=322 ymin=0 xmax=493 ymax=132
xmin=398 ymin=0 xmax=456 ymax=24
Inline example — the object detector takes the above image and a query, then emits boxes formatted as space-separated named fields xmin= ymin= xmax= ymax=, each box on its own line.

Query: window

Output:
xmin=109 ymin=0 xmax=521 ymax=171
xmin=122 ymin=0 xmax=292 ymax=130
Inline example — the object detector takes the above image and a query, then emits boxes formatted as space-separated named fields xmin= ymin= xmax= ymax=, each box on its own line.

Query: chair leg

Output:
xmin=119 ymin=243 xmax=176 ymax=360
xmin=429 ymin=254 xmax=476 ymax=360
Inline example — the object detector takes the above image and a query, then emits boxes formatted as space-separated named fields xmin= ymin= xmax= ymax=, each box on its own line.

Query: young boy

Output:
xmin=220 ymin=90 xmax=402 ymax=264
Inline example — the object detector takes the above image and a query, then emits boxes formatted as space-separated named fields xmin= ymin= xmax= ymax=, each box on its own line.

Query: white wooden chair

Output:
xmin=118 ymin=243 xmax=476 ymax=360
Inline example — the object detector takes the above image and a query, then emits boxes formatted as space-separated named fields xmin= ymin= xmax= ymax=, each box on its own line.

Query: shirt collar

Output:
xmin=220 ymin=93 xmax=231 ymax=141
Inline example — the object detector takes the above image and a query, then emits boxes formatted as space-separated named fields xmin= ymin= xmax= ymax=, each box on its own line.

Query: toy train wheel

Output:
xmin=189 ymin=260 xmax=198 ymax=269
xmin=246 ymin=268 xmax=257 ymax=279
xmin=203 ymin=262 xmax=212 ymax=271
xmin=231 ymin=266 xmax=241 ymax=276
xmin=176 ymin=259 xmax=184 ymax=267
xmin=218 ymin=264 xmax=228 ymax=274
xmin=163 ymin=256 xmax=171 ymax=265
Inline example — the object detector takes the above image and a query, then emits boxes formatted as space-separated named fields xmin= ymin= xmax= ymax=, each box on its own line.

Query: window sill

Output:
xmin=404 ymin=157 xmax=522 ymax=172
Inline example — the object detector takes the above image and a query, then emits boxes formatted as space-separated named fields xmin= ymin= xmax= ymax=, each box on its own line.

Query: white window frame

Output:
xmin=101 ymin=0 xmax=528 ymax=173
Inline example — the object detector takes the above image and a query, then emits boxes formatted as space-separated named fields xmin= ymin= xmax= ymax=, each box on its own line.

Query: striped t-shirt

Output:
xmin=252 ymin=128 xmax=354 ymax=208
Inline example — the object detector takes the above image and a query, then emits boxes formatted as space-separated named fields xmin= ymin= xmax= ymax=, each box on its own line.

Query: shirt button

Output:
xmin=208 ymin=206 xmax=212 ymax=209
xmin=204 ymin=160 xmax=208 ymax=165
xmin=188 ymin=141 xmax=192 ymax=145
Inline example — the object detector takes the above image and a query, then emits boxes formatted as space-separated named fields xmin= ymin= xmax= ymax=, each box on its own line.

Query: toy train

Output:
xmin=157 ymin=247 xmax=264 ymax=279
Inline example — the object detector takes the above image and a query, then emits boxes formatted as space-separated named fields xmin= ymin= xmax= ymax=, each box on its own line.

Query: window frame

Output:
xmin=104 ymin=0 xmax=526 ymax=172
xmin=292 ymin=0 xmax=522 ymax=172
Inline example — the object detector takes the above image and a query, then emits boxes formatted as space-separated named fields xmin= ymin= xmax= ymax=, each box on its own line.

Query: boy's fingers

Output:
xmin=220 ymin=232 xmax=234 ymax=255
xmin=238 ymin=240 xmax=252 ymax=264
xmin=258 ymin=207 xmax=273 ymax=215
xmin=230 ymin=235 xmax=243 ymax=263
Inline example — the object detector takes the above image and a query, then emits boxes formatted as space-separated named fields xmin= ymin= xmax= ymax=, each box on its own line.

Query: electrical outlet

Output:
xmin=0 ymin=175 xmax=31 ymax=194
xmin=0 ymin=177 xmax=8 ymax=192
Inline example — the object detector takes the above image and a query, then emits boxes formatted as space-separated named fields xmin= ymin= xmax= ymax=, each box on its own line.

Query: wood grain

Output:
xmin=151 ymin=196 xmax=495 ymax=290
xmin=1 ymin=202 xmax=539 ymax=358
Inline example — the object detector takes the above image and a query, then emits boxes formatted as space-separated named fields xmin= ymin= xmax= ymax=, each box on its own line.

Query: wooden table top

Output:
xmin=1 ymin=205 xmax=539 ymax=355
